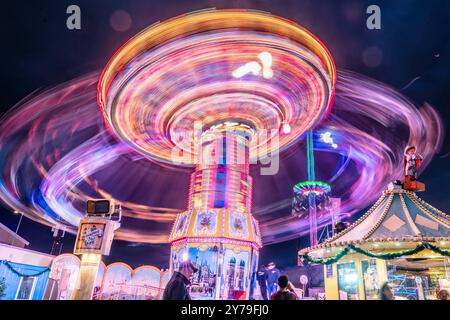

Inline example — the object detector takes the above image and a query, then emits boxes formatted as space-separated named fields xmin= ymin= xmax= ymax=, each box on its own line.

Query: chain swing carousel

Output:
xmin=3 ymin=7 xmax=447 ymax=301
xmin=98 ymin=10 xmax=336 ymax=300
xmin=299 ymin=147 xmax=450 ymax=300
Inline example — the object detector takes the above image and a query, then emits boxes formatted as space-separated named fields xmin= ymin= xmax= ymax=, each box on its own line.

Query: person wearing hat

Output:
xmin=163 ymin=260 xmax=198 ymax=300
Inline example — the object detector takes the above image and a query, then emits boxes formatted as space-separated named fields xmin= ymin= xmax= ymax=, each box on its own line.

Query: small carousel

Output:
xmin=299 ymin=146 xmax=450 ymax=300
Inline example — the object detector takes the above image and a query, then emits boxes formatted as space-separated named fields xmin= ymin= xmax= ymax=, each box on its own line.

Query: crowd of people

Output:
xmin=161 ymin=260 xmax=449 ymax=301
xmin=162 ymin=260 xmax=300 ymax=300
xmin=380 ymin=282 xmax=449 ymax=301
xmin=253 ymin=262 xmax=298 ymax=300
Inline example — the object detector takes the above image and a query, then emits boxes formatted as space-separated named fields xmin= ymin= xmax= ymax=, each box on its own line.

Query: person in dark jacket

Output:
xmin=256 ymin=265 xmax=268 ymax=300
xmin=162 ymin=260 xmax=198 ymax=300
xmin=266 ymin=262 xmax=280 ymax=298
xmin=271 ymin=275 xmax=297 ymax=300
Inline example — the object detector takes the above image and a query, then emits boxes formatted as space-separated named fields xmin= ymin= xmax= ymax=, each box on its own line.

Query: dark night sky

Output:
xmin=1 ymin=0 xmax=450 ymax=269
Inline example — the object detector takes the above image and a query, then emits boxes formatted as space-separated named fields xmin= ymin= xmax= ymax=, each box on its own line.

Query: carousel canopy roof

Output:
xmin=299 ymin=183 xmax=450 ymax=254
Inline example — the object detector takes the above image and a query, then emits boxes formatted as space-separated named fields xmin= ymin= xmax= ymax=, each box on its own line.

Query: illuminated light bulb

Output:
xmin=224 ymin=121 xmax=239 ymax=127
xmin=258 ymin=52 xmax=273 ymax=79
xmin=232 ymin=66 xmax=245 ymax=78
xmin=232 ymin=52 xmax=273 ymax=79
xmin=262 ymin=68 xmax=273 ymax=79
xmin=282 ymin=123 xmax=291 ymax=134
xmin=320 ymin=131 xmax=339 ymax=149
xmin=258 ymin=52 xmax=272 ymax=67
xmin=211 ymin=124 xmax=222 ymax=130
xmin=320 ymin=131 xmax=333 ymax=144
xmin=182 ymin=251 xmax=188 ymax=261
xmin=248 ymin=61 xmax=262 ymax=75
xmin=232 ymin=62 xmax=261 ymax=78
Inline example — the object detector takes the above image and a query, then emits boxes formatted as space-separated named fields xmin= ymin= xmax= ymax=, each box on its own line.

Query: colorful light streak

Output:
xmin=0 ymin=68 xmax=443 ymax=244
xmin=0 ymin=11 xmax=444 ymax=246
xmin=98 ymin=10 xmax=336 ymax=166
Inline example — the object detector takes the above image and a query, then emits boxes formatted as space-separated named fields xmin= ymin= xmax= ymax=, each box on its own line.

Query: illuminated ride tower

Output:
xmin=97 ymin=10 xmax=336 ymax=300
xmin=170 ymin=123 xmax=261 ymax=300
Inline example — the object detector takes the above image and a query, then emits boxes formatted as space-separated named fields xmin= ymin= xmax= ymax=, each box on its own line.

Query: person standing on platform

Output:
xmin=162 ymin=260 xmax=198 ymax=300
xmin=266 ymin=262 xmax=280 ymax=298
xmin=256 ymin=265 xmax=268 ymax=300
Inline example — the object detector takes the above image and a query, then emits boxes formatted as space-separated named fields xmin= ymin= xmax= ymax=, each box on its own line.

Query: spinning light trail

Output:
xmin=97 ymin=10 xmax=337 ymax=299
xmin=0 ymin=11 xmax=444 ymax=248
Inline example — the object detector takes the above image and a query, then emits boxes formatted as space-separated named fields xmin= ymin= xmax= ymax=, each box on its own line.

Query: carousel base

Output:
xmin=170 ymin=241 xmax=259 ymax=300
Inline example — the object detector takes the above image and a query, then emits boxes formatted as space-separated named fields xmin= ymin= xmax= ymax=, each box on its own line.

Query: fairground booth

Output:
xmin=299 ymin=182 xmax=450 ymax=300
xmin=0 ymin=220 xmax=170 ymax=301
xmin=45 ymin=255 xmax=170 ymax=300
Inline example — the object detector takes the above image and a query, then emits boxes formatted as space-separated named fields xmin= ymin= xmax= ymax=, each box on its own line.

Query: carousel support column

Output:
xmin=214 ymin=244 xmax=223 ymax=300
xmin=307 ymin=131 xmax=318 ymax=246
xmin=308 ymin=194 xmax=318 ymax=246
xmin=158 ymin=269 xmax=165 ymax=300
xmin=355 ymin=257 xmax=365 ymax=300
xmin=376 ymin=258 xmax=388 ymax=291
xmin=247 ymin=247 xmax=258 ymax=300
xmin=323 ymin=263 xmax=339 ymax=300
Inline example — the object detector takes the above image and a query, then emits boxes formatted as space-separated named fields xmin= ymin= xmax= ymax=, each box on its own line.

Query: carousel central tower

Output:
xmin=169 ymin=122 xmax=261 ymax=299
xmin=190 ymin=123 xmax=254 ymax=212
xmin=97 ymin=9 xmax=336 ymax=299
